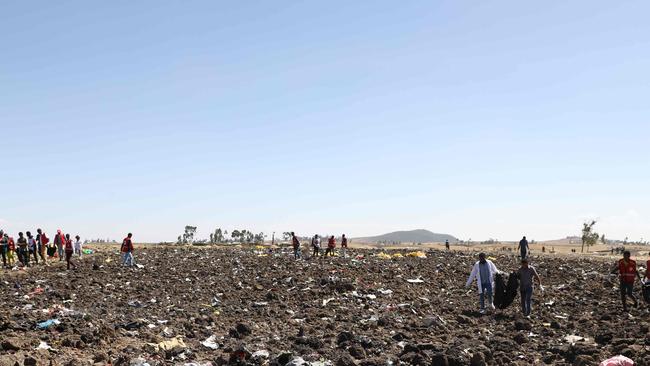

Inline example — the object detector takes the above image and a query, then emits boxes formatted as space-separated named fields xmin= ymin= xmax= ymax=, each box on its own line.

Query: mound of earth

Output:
xmin=0 ymin=247 xmax=648 ymax=365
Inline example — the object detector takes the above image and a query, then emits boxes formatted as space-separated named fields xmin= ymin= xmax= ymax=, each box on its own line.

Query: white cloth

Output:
xmin=74 ymin=240 xmax=82 ymax=251
xmin=466 ymin=259 xmax=499 ymax=294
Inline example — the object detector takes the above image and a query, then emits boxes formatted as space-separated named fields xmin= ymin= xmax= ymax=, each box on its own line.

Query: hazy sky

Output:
xmin=2 ymin=1 xmax=649 ymax=242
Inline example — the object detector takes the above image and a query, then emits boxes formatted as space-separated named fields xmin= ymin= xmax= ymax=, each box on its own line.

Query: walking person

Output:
xmin=518 ymin=258 xmax=543 ymax=317
xmin=325 ymin=236 xmax=336 ymax=257
xmin=445 ymin=239 xmax=450 ymax=251
xmin=64 ymin=234 xmax=76 ymax=270
xmin=311 ymin=234 xmax=321 ymax=257
xmin=36 ymin=229 xmax=49 ymax=265
xmin=121 ymin=233 xmax=134 ymax=267
xmin=517 ymin=236 xmax=529 ymax=259
xmin=54 ymin=229 xmax=66 ymax=261
xmin=0 ymin=231 xmax=7 ymax=267
xmin=16 ymin=232 xmax=29 ymax=267
xmin=27 ymin=231 xmax=38 ymax=265
xmin=465 ymin=253 xmax=500 ymax=314
xmin=341 ymin=234 xmax=348 ymax=258
xmin=290 ymin=232 xmax=301 ymax=260
xmin=74 ymin=235 xmax=82 ymax=258
xmin=611 ymin=251 xmax=642 ymax=312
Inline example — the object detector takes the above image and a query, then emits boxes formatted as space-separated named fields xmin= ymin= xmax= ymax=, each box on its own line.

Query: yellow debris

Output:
xmin=406 ymin=251 xmax=427 ymax=258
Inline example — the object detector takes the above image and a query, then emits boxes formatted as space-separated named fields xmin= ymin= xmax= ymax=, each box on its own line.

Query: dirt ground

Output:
xmin=0 ymin=245 xmax=649 ymax=366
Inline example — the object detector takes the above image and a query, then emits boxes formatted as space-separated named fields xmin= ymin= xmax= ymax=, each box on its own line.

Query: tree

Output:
xmin=231 ymin=230 xmax=241 ymax=243
xmin=254 ymin=232 xmax=265 ymax=244
xmin=600 ymin=234 xmax=606 ymax=245
xmin=581 ymin=221 xmax=600 ymax=253
xmin=282 ymin=232 xmax=292 ymax=241
xmin=213 ymin=228 xmax=224 ymax=244
xmin=209 ymin=233 xmax=214 ymax=244
xmin=180 ymin=225 xmax=197 ymax=244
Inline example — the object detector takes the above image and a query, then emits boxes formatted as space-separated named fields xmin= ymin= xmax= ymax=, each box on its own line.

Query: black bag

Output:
xmin=494 ymin=271 xmax=520 ymax=309
xmin=493 ymin=273 xmax=506 ymax=309
xmin=502 ymin=272 xmax=520 ymax=309
xmin=47 ymin=245 xmax=56 ymax=257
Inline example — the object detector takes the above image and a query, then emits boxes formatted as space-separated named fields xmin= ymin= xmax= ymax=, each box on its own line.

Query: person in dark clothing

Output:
xmin=16 ymin=232 xmax=29 ymax=267
xmin=445 ymin=240 xmax=450 ymax=251
xmin=518 ymin=258 xmax=543 ymax=316
xmin=64 ymin=233 xmax=76 ymax=270
xmin=341 ymin=234 xmax=348 ymax=257
xmin=0 ymin=230 xmax=7 ymax=267
xmin=291 ymin=232 xmax=301 ymax=260
xmin=325 ymin=236 xmax=336 ymax=257
xmin=517 ymin=236 xmax=529 ymax=259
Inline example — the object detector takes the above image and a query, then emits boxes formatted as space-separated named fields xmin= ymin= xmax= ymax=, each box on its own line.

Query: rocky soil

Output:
xmin=0 ymin=247 xmax=648 ymax=366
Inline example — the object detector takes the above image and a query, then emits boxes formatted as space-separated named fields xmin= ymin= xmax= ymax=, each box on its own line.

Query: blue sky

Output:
xmin=1 ymin=1 xmax=649 ymax=242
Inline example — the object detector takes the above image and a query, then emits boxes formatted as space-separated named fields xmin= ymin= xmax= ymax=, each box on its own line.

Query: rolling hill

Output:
xmin=354 ymin=229 xmax=458 ymax=244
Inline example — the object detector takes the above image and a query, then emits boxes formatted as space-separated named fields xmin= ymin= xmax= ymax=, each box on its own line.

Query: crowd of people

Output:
xmin=0 ymin=229 xmax=136 ymax=270
xmin=0 ymin=228 xmax=83 ymax=270
xmin=290 ymin=232 xmax=348 ymax=259
xmin=2 ymin=228 xmax=649 ymax=315
xmin=465 ymin=236 xmax=650 ymax=316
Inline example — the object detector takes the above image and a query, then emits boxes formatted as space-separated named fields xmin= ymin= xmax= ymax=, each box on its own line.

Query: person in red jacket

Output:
xmin=325 ymin=236 xmax=336 ymax=257
xmin=7 ymin=234 xmax=16 ymax=267
xmin=121 ymin=233 xmax=134 ymax=267
xmin=291 ymin=232 xmax=301 ymax=260
xmin=54 ymin=229 xmax=66 ymax=261
xmin=612 ymin=251 xmax=642 ymax=312
xmin=64 ymin=233 xmax=76 ymax=270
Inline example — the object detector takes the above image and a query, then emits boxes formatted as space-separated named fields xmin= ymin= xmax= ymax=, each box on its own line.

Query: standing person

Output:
xmin=64 ymin=233 xmax=76 ymax=270
xmin=341 ymin=234 xmax=348 ymax=258
xmin=290 ymin=232 xmax=301 ymax=260
xmin=311 ymin=235 xmax=321 ymax=257
xmin=36 ymin=229 xmax=48 ymax=265
xmin=27 ymin=231 xmax=38 ymax=265
xmin=74 ymin=235 xmax=82 ymax=258
xmin=645 ymin=252 xmax=650 ymax=281
xmin=445 ymin=239 xmax=450 ymax=251
xmin=17 ymin=232 xmax=29 ymax=267
xmin=7 ymin=235 xmax=16 ymax=267
xmin=54 ymin=229 xmax=66 ymax=261
xmin=121 ymin=233 xmax=134 ymax=267
xmin=0 ymin=231 xmax=7 ymax=267
xmin=518 ymin=258 xmax=543 ymax=317
xmin=517 ymin=236 xmax=529 ymax=259
xmin=325 ymin=236 xmax=336 ymax=257
xmin=611 ymin=251 xmax=642 ymax=311
xmin=465 ymin=253 xmax=500 ymax=314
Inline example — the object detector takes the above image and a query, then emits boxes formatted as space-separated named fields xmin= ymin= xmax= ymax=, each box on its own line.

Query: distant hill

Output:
xmin=354 ymin=229 xmax=458 ymax=244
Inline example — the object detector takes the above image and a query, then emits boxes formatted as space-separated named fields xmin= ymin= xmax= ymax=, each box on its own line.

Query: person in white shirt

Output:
xmin=311 ymin=234 xmax=321 ymax=257
xmin=74 ymin=235 xmax=83 ymax=258
xmin=465 ymin=252 xmax=500 ymax=313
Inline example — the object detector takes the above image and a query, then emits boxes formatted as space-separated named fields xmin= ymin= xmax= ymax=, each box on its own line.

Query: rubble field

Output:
xmin=1 ymin=246 xmax=649 ymax=366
